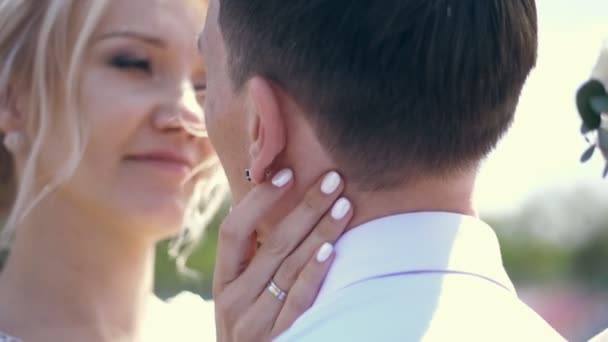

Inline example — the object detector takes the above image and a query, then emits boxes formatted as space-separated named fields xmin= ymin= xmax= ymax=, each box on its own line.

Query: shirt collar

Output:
xmin=315 ymin=211 xmax=515 ymax=303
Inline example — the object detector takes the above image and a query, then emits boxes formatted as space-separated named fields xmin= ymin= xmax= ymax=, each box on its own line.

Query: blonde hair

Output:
xmin=0 ymin=0 xmax=227 ymax=253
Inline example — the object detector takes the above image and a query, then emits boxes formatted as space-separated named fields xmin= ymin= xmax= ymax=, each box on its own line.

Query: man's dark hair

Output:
xmin=218 ymin=0 xmax=538 ymax=189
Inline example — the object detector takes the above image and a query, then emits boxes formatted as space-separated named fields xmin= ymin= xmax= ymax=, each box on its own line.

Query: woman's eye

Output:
xmin=194 ymin=83 xmax=207 ymax=92
xmin=109 ymin=55 xmax=151 ymax=73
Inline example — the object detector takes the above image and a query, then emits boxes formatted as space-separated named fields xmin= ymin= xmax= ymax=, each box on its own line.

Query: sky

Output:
xmin=475 ymin=0 xmax=608 ymax=214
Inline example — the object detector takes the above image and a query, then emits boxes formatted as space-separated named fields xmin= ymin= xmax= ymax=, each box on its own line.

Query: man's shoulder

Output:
xmin=277 ymin=274 xmax=565 ymax=342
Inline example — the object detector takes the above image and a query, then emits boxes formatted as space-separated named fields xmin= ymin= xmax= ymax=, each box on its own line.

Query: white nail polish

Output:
xmin=331 ymin=197 xmax=351 ymax=220
xmin=320 ymin=171 xmax=341 ymax=195
xmin=271 ymin=169 xmax=293 ymax=188
xmin=316 ymin=243 xmax=334 ymax=263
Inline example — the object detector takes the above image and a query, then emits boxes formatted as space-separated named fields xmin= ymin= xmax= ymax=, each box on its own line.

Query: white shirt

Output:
xmin=276 ymin=212 xmax=565 ymax=342
xmin=591 ymin=329 xmax=608 ymax=342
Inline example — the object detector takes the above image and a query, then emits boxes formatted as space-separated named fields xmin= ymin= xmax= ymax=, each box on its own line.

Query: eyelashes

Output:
xmin=109 ymin=54 xmax=152 ymax=73
xmin=108 ymin=53 xmax=206 ymax=95
xmin=194 ymin=83 xmax=207 ymax=92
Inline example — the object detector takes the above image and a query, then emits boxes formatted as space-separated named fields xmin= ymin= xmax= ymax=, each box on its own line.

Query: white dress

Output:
xmin=141 ymin=292 xmax=216 ymax=342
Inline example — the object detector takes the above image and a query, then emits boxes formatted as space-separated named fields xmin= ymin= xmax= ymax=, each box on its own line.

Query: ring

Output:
xmin=267 ymin=280 xmax=288 ymax=301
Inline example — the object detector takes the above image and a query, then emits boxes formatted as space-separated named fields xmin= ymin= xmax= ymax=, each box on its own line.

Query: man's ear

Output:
xmin=247 ymin=77 xmax=286 ymax=184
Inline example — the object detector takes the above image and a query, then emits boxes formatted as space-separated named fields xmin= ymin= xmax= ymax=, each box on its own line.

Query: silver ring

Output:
xmin=267 ymin=280 xmax=288 ymax=302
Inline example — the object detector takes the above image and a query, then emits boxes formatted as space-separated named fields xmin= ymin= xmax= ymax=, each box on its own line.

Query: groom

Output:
xmin=199 ymin=0 xmax=565 ymax=340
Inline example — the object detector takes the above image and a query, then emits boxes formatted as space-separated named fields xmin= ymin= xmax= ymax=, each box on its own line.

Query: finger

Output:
xmin=214 ymin=168 xmax=294 ymax=291
xmin=251 ymin=243 xmax=334 ymax=338
xmin=238 ymin=171 xmax=346 ymax=296
xmin=270 ymin=197 xmax=352 ymax=292
xmin=272 ymin=243 xmax=335 ymax=338
xmin=242 ymin=197 xmax=351 ymax=334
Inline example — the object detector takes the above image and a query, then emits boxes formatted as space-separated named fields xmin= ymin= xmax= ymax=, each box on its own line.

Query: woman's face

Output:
xmin=59 ymin=0 xmax=209 ymax=238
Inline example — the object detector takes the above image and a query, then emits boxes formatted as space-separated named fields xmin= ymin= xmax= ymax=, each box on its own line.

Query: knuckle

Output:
xmin=215 ymin=303 xmax=234 ymax=324
xmin=264 ymin=236 xmax=295 ymax=259
xmin=234 ymin=317 xmax=264 ymax=342
xmin=286 ymin=292 xmax=310 ymax=316
xmin=300 ymin=263 xmax=321 ymax=285
xmin=220 ymin=214 xmax=237 ymax=230
xmin=275 ymin=256 xmax=301 ymax=285
xmin=301 ymin=189 xmax=326 ymax=214
xmin=233 ymin=321 xmax=250 ymax=341
xmin=218 ymin=220 xmax=238 ymax=241
xmin=298 ymin=259 xmax=325 ymax=291
xmin=215 ymin=297 xmax=233 ymax=316
xmin=216 ymin=290 xmax=243 ymax=320
xmin=312 ymin=217 xmax=342 ymax=240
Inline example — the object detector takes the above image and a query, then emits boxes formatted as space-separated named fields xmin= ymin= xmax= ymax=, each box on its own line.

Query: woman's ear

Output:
xmin=247 ymin=77 xmax=286 ymax=184
xmin=0 ymin=87 xmax=24 ymax=134
xmin=0 ymin=88 xmax=27 ymax=155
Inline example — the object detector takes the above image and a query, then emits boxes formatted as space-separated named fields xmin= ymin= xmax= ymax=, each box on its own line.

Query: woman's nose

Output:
xmin=154 ymin=82 xmax=206 ymax=137
xmin=178 ymin=82 xmax=204 ymax=124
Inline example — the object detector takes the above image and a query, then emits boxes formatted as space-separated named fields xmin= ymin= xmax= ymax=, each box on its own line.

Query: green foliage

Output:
xmin=154 ymin=205 xmax=227 ymax=300
xmin=498 ymin=234 xmax=573 ymax=284
xmin=571 ymin=227 xmax=608 ymax=289
xmin=484 ymin=183 xmax=608 ymax=290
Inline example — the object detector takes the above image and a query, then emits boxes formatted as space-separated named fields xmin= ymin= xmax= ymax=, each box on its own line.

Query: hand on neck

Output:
xmin=275 ymin=115 xmax=478 ymax=235
xmin=258 ymin=131 xmax=477 ymax=241
xmin=250 ymin=109 xmax=478 ymax=242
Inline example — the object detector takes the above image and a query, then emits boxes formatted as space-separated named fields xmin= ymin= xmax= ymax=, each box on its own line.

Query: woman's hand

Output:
xmin=213 ymin=169 xmax=353 ymax=341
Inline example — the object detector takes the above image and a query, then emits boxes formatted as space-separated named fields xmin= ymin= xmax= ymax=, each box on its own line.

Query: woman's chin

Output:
xmin=119 ymin=199 xmax=188 ymax=241
xmin=146 ymin=213 xmax=184 ymax=238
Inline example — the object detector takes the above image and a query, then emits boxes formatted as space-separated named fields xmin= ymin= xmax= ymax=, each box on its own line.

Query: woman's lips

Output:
xmin=125 ymin=151 xmax=194 ymax=175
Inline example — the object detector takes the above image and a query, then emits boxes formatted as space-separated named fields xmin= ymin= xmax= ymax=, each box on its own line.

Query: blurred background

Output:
xmin=0 ymin=0 xmax=607 ymax=341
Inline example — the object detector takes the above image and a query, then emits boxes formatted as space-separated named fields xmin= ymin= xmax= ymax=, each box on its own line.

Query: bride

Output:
xmin=0 ymin=0 xmax=351 ymax=341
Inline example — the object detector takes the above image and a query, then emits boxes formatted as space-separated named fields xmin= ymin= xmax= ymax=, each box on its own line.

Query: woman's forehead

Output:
xmin=95 ymin=0 xmax=207 ymax=39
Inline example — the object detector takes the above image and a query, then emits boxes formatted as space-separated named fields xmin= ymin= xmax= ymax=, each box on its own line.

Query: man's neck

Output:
xmin=285 ymin=115 xmax=477 ymax=232
xmin=343 ymin=171 xmax=478 ymax=232
xmin=255 ymin=114 xmax=478 ymax=241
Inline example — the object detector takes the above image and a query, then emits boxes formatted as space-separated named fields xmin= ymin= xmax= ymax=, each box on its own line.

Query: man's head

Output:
xmin=199 ymin=0 xmax=537 ymax=202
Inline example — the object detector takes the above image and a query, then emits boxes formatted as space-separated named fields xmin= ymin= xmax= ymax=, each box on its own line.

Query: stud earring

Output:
xmin=245 ymin=168 xmax=252 ymax=182
xmin=3 ymin=131 xmax=24 ymax=152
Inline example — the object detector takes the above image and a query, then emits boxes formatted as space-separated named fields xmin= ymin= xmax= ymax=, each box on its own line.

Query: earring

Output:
xmin=3 ymin=131 xmax=24 ymax=152
xmin=245 ymin=168 xmax=252 ymax=182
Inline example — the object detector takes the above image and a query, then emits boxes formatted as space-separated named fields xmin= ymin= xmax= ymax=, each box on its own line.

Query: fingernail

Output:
xmin=320 ymin=171 xmax=341 ymax=195
xmin=316 ymin=243 xmax=334 ymax=263
xmin=272 ymin=169 xmax=293 ymax=188
xmin=331 ymin=197 xmax=351 ymax=220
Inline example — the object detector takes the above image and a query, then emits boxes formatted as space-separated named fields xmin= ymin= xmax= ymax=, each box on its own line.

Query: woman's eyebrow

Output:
xmin=93 ymin=30 xmax=167 ymax=48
